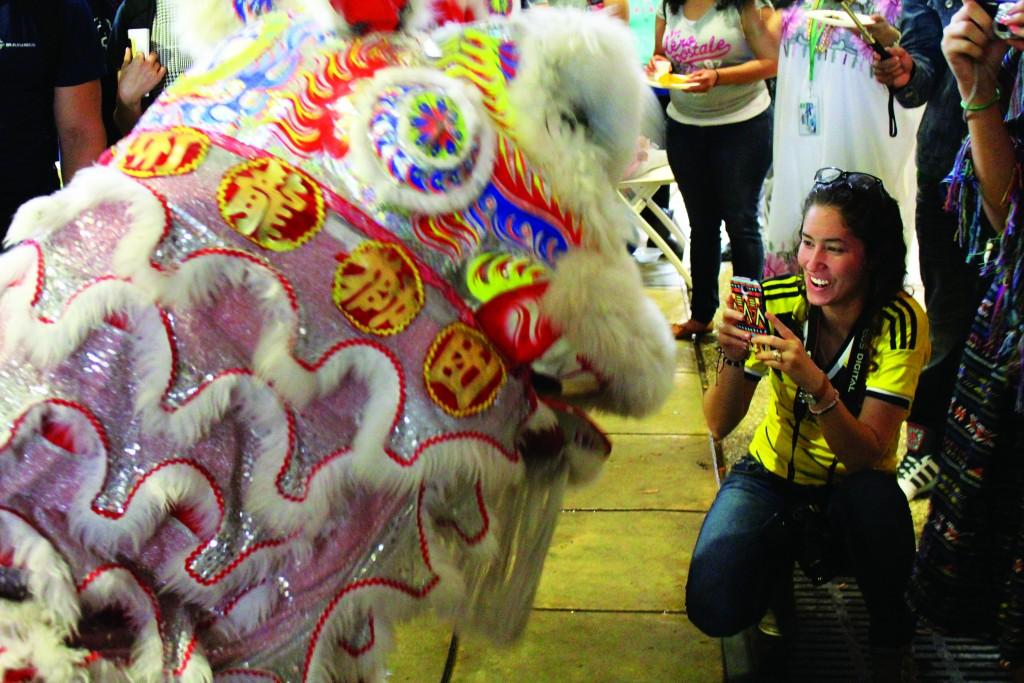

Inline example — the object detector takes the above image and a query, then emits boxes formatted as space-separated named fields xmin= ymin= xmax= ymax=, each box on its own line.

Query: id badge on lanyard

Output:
xmin=801 ymin=12 xmax=828 ymax=137
xmin=799 ymin=86 xmax=820 ymax=137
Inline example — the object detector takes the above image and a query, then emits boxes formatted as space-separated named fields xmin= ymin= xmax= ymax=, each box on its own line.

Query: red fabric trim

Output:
xmin=36 ymin=275 xmax=121 ymax=325
xmin=386 ymin=431 xmax=519 ymax=468
xmin=0 ymin=399 xmax=112 ymax=453
xmin=338 ymin=613 xmax=376 ymax=658
xmin=302 ymin=485 xmax=439 ymax=680
xmin=436 ymin=480 xmax=490 ymax=545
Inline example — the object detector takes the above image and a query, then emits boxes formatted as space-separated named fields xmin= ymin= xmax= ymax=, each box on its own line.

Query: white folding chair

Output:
xmin=617 ymin=149 xmax=692 ymax=291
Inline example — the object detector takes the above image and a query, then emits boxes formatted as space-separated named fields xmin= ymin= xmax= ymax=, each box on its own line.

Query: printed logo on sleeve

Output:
xmin=0 ymin=40 xmax=38 ymax=50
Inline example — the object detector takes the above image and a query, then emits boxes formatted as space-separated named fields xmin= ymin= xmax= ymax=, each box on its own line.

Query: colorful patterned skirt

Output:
xmin=910 ymin=284 xmax=1024 ymax=665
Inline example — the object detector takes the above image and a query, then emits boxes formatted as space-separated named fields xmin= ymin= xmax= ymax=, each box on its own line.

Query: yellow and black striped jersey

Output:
xmin=743 ymin=275 xmax=931 ymax=485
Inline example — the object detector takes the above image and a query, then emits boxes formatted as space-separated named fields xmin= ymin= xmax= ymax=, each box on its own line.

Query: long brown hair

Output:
xmin=800 ymin=173 xmax=908 ymax=343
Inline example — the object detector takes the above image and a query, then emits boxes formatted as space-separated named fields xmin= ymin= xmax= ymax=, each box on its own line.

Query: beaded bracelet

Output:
xmin=717 ymin=347 xmax=744 ymax=369
xmin=808 ymin=386 xmax=840 ymax=416
xmin=961 ymin=87 xmax=1001 ymax=112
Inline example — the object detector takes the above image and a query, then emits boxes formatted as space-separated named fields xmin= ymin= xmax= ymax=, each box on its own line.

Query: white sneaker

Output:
xmin=897 ymin=452 xmax=940 ymax=500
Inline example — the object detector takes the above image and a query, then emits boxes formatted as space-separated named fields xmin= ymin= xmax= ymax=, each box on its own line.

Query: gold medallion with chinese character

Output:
xmin=424 ymin=323 xmax=506 ymax=418
xmin=333 ymin=241 xmax=425 ymax=336
xmin=115 ymin=127 xmax=210 ymax=178
xmin=217 ymin=158 xmax=325 ymax=252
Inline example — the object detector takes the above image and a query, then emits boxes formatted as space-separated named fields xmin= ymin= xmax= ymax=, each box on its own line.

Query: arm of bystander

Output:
xmin=53 ymin=0 xmax=106 ymax=184
xmin=113 ymin=48 xmax=166 ymax=135
xmin=942 ymin=0 xmax=1024 ymax=230
xmin=874 ymin=0 xmax=946 ymax=105
xmin=54 ymin=81 xmax=106 ymax=183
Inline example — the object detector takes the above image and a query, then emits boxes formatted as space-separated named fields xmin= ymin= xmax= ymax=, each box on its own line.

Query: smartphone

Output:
xmin=730 ymin=276 xmax=769 ymax=336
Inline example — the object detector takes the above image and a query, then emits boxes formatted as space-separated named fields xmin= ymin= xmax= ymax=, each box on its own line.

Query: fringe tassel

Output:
xmin=455 ymin=454 xmax=569 ymax=643
xmin=944 ymin=53 xmax=1024 ymax=413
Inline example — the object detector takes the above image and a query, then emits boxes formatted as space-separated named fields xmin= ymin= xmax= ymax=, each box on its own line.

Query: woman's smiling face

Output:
xmin=797 ymin=204 xmax=868 ymax=311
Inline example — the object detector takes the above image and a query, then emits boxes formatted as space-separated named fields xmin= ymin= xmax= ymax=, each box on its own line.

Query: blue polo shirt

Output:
xmin=0 ymin=0 xmax=104 ymax=230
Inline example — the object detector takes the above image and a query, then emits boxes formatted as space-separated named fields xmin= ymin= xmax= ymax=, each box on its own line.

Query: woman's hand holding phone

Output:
xmin=753 ymin=313 xmax=829 ymax=400
xmin=718 ymin=301 xmax=754 ymax=364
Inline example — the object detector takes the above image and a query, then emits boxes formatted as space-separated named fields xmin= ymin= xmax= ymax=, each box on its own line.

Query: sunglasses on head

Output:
xmin=813 ymin=167 xmax=885 ymax=194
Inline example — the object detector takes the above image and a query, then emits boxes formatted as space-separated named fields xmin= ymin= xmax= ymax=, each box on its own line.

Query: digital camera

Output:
xmin=981 ymin=0 xmax=1015 ymax=40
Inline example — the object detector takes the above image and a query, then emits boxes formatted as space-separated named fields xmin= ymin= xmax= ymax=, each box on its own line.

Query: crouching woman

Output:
xmin=687 ymin=170 xmax=930 ymax=673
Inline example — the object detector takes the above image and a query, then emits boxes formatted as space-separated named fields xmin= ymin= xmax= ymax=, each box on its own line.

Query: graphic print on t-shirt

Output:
xmin=663 ymin=31 xmax=732 ymax=72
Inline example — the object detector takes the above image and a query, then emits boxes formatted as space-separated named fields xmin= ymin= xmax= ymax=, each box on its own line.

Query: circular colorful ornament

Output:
xmin=424 ymin=322 xmax=506 ymax=417
xmin=333 ymin=241 xmax=425 ymax=336
xmin=400 ymin=90 xmax=469 ymax=164
xmin=350 ymin=69 xmax=496 ymax=215
xmin=217 ymin=157 xmax=325 ymax=251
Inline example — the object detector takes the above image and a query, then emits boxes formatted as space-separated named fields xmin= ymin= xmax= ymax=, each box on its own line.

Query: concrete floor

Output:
xmin=387 ymin=275 xmax=723 ymax=682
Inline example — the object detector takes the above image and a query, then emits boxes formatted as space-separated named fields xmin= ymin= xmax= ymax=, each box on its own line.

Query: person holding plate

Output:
xmin=763 ymin=0 xmax=923 ymax=289
xmin=647 ymin=0 xmax=778 ymax=339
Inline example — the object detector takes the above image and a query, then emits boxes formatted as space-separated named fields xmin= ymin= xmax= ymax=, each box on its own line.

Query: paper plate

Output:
xmin=646 ymin=73 xmax=700 ymax=91
xmin=805 ymin=8 xmax=875 ymax=28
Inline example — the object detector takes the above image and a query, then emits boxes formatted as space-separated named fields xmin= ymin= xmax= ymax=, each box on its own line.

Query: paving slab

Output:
xmin=534 ymin=510 xmax=701 ymax=612
xmin=645 ymin=285 xmax=688 ymax=319
xmin=594 ymin=373 xmax=708 ymax=436
xmin=384 ymin=279 xmax=721 ymax=683
xmin=674 ymin=339 xmax=700 ymax=374
xmin=387 ymin=609 xmax=721 ymax=683
xmin=564 ymin=434 xmax=717 ymax=512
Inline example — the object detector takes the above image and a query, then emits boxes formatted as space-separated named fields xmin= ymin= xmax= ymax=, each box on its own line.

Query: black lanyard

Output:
xmin=785 ymin=306 xmax=874 ymax=484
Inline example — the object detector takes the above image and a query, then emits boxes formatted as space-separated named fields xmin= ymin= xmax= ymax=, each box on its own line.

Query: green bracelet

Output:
xmin=961 ymin=87 xmax=1001 ymax=112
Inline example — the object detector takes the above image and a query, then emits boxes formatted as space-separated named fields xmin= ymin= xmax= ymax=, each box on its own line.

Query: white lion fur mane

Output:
xmin=508 ymin=8 xmax=652 ymax=255
xmin=542 ymin=249 xmax=676 ymax=417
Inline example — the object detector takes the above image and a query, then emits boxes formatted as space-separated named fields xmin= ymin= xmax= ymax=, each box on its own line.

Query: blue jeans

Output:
xmin=686 ymin=456 xmax=916 ymax=647
xmin=665 ymin=110 xmax=772 ymax=324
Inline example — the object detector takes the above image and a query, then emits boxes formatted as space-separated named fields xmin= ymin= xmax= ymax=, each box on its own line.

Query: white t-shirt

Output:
xmin=658 ymin=0 xmax=771 ymax=125
xmin=764 ymin=0 xmax=923 ymax=282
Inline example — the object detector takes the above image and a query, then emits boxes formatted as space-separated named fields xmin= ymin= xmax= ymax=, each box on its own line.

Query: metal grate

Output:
xmin=723 ymin=570 xmax=1011 ymax=681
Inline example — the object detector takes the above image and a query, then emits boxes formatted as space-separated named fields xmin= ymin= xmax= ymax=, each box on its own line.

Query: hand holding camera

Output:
xmin=942 ymin=0 xmax=1024 ymax=103
xmin=981 ymin=0 xmax=1021 ymax=39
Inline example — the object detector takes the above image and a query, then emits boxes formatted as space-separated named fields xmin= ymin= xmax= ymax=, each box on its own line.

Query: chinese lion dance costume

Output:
xmin=0 ymin=0 xmax=675 ymax=679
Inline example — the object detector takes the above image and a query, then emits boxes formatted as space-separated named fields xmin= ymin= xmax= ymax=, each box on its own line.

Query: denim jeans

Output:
xmin=686 ymin=456 xmax=916 ymax=647
xmin=907 ymin=173 xmax=988 ymax=435
xmin=665 ymin=110 xmax=772 ymax=324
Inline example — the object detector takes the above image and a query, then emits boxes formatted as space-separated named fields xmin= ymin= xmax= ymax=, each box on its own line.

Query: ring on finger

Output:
xmin=772 ymin=349 xmax=783 ymax=363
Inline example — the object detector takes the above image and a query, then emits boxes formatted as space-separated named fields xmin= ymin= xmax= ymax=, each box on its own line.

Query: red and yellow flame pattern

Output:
xmin=260 ymin=37 xmax=402 ymax=159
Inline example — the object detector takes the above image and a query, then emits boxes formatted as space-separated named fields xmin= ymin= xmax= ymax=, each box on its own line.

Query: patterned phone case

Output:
xmin=731 ymin=276 xmax=768 ymax=335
